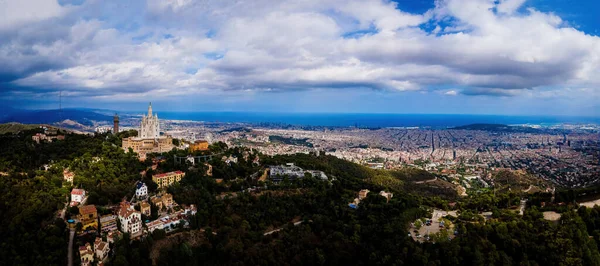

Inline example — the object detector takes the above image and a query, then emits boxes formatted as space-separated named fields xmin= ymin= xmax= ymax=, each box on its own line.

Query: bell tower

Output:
xmin=113 ymin=113 xmax=119 ymax=134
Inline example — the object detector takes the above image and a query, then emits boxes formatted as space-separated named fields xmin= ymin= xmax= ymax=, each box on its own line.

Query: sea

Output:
xmin=154 ymin=112 xmax=600 ymax=128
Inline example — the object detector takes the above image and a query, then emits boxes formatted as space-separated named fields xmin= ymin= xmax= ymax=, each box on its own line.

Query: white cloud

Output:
xmin=444 ymin=90 xmax=457 ymax=96
xmin=1 ymin=0 xmax=599 ymax=103
xmin=0 ymin=0 xmax=68 ymax=30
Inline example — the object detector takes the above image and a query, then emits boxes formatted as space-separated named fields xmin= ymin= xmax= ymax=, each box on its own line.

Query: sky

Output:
xmin=0 ymin=0 xmax=599 ymax=116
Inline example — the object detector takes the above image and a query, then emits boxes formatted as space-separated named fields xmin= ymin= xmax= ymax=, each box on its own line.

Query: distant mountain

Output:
xmin=453 ymin=123 xmax=541 ymax=133
xmin=1 ymin=109 xmax=112 ymax=127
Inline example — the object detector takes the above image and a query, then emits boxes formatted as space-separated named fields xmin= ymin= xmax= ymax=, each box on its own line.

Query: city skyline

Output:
xmin=1 ymin=0 xmax=600 ymax=116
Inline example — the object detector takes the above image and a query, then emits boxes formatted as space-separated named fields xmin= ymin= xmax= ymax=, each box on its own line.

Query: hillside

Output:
xmin=453 ymin=123 xmax=541 ymax=133
xmin=1 ymin=109 xmax=112 ymax=126
xmin=0 ymin=123 xmax=40 ymax=134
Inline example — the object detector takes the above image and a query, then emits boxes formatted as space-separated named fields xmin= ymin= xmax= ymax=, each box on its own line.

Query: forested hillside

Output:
xmin=1 ymin=129 xmax=600 ymax=265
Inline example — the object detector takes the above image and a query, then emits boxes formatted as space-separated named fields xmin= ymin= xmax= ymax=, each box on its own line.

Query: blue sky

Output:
xmin=0 ymin=0 xmax=599 ymax=116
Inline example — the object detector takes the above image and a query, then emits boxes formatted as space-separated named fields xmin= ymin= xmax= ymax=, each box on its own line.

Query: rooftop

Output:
xmin=153 ymin=171 xmax=184 ymax=178
xmin=79 ymin=205 xmax=97 ymax=215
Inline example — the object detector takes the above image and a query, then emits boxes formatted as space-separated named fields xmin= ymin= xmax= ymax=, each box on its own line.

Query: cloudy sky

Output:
xmin=1 ymin=0 xmax=599 ymax=116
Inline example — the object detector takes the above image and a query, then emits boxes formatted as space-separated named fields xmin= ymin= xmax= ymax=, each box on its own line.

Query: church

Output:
xmin=122 ymin=103 xmax=174 ymax=160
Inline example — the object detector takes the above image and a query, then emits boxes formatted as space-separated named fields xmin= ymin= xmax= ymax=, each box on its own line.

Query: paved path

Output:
xmin=67 ymin=228 xmax=75 ymax=266
xmin=264 ymin=221 xmax=303 ymax=236
xmin=519 ymin=199 xmax=527 ymax=215
xmin=414 ymin=177 xmax=437 ymax=184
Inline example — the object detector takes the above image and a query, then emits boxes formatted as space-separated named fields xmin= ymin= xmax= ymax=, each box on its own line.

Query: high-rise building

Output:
xmin=113 ymin=113 xmax=119 ymax=134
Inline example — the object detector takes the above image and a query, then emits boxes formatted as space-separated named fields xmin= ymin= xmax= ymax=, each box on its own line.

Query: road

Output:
xmin=67 ymin=228 xmax=75 ymax=266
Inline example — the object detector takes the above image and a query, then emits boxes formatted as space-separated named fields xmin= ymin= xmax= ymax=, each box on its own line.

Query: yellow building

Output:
xmin=122 ymin=136 xmax=173 ymax=160
xmin=79 ymin=205 xmax=98 ymax=231
xmin=140 ymin=201 xmax=151 ymax=217
xmin=79 ymin=243 xmax=94 ymax=266
xmin=152 ymin=171 xmax=185 ymax=189
xmin=190 ymin=140 xmax=209 ymax=152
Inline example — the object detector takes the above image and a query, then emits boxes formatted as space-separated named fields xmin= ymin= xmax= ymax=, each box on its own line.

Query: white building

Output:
xmin=94 ymin=237 xmax=110 ymax=262
xmin=70 ymin=188 xmax=86 ymax=206
xmin=146 ymin=220 xmax=163 ymax=233
xmin=135 ymin=182 xmax=148 ymax=198
xmin=140 ymin=103 xmax=160 ymax=138
xmin=118 ymin=202 xmax=142 ymax=237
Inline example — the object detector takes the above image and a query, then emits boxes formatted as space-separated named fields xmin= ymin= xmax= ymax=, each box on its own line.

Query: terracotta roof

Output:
xmin=71 ymin=189 xmax=85 ymax=195
xmin=153 ymin=171 xmax=184 ymax=178
xmin=79 ymin=205 xmax=97 ymax=215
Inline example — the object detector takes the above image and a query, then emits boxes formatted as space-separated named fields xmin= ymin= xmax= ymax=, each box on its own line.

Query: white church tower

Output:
xmin=140 ymin=102 xmax=160 ymax=138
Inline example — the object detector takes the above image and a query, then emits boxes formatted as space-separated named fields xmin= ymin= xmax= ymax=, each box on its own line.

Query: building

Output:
xmin=140 ymin=201 xmax=151 ymax=217
xmin=63 ymin=169 xmax=74 ymax=184
xmin=94 ymin=237 xmax=110 ymax=262
xmin=107 ymin=230 xmax=122 ymax=244
xmin=269 ymin=163 xmax=328 ymax=182
xmin=151 ymin=196 xmax=164 ymax=210
xmin=150 ymin=193 xmax=174 ymax=211
xmin=71 ymin=188 xmax=86 ymax=206
xmin=152 ymin=171 xmax=185 ymax=189
xmin=32 ymin=133 xmax=65 ymax=144
xmin=135 ymin=182 xmax=148 ymax=198
xmin=162 ymin=193 xmax=174 ymax=207
xmin=79 ymin=205 xmax=98 ymax=231
xmin=118 ymin=202 xmax=142 ymax=237
xmin=190 ymin=140 xmax=209 ymax=152
xmin=122 ymin=103 xmax=174 ymax=160
xmin=99 ymin=214 xmax=118 ymax=233
xmin=146 ymin=219 xmax=164 ymax=233
xmin=79 ymin=243 xmax=94 ymax=266
xmin=379 ymin=191 xmax=394 ymax=202
xmin=140 ymin=102 xmax=160 ymax=138
xmin=113 ymin=113 xmax=119 ymax=134
xmin=358 ymin=189 xmax=370 ymax=200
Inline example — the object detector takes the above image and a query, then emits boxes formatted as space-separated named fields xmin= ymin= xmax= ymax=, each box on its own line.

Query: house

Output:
xmin=94 ymin=237 xmax=110 ymax=262
xmin=358 ymin=189 xmax=370 ymax=200
xmin=78 ymin=205 xmax=98 ymax=231
xmin=152 ymin=171 xmax=185 ymax=189
xmin=107 ymin=230 xmax=122 ymax=244
xmin=140 ymin=201 xmax=151 ymax=217
xmin=162 ymin=193 xmax=174 ymax=207
xmin=146 ymin=219 xmax=164 ymax=233
xmin=118 ymin=201 xmax=142 ymax=237
xmin=99 ymin=214 xmax=117 ymax=233
xmin=79 ymin=243 xmax=94 ymax=266
xmin=379 ymin=191 xmax=393 ymax=202
xmin=161 ymin=216 xmax=182 ymax=232
xmin=150 ymin=193 xmax=174 ymax=211
xmin=184 ymin=204 xmax=197 ymax=216
xmin=135 ymin=182 xmax=148 ymax=199
xmin=63 ymin=169 xmax=74 ymax=183
xmin=151 ymin=196 xmax=164 ymax=211
xmin=189 ymin=140 xmax=209 ymax=152
xmin=71 ymin=188 xmax=86 ymax=206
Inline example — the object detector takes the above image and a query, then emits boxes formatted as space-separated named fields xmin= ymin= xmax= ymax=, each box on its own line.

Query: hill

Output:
xmin=1 ymin=109 xmax=112 ymax=127
xmin=453 ymin=123 xmax=542 ymax=133
xmin=0 ymin=123 xmax=40 ymax=134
